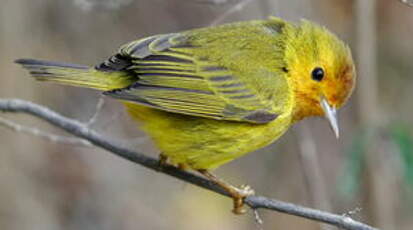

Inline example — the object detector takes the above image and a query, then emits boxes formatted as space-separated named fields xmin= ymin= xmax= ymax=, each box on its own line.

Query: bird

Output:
xmin=15 ymin=16 xmax=356 ymax=214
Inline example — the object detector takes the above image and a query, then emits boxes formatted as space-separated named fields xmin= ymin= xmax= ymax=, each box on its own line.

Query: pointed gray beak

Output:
xmin=320 ymin=98 xmax=339 ymax=139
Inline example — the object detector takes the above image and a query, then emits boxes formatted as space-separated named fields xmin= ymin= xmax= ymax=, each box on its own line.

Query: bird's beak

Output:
xmin=320 ymin=98 xmax=339 ymax=139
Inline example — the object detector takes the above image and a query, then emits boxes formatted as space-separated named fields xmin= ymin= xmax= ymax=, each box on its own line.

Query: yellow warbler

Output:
xmin=16 ymin=17 xmax=356 ymax=214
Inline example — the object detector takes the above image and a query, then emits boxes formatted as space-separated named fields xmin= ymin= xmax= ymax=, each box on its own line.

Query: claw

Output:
xmin=198 ymin=170 xmax=254 ymax=215
xmin=157 ymin=154 xmax=169 ymax=171
xmin=231 ymin=185 xmax=255 ymax=214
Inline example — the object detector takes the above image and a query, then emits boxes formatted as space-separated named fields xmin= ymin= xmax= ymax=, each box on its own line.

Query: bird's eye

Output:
xmin=311 ymin=67 xmax=324 ymax=82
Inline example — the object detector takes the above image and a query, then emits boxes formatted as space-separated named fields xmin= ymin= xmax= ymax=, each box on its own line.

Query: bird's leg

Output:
xmin=158 ymin=154 xmax=189 ymax=171
xmin=198 ymin=169 xmax=255 ymax=214
xmin=178 ymin=163 xmax=189 ymax=171
xmin=157 ymin=153 xmax=169 ymax=170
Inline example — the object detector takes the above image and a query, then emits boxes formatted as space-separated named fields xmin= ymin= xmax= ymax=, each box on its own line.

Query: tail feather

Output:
xmin=15 ymin=59 xmax=89 ymax=70
xmin=15 ymin=58 xmax=134 ymax=91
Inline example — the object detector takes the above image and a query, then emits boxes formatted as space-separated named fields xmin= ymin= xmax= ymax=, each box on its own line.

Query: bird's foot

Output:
xmin=157 ymin=153 xmax=169 ymax=171
xmin=197 ymin=169 xmax=255 ymax=215
xmin=178 ymin=163 xmax=189 ymax=171
xmin=230 ymin=184 xmax=255 ymax=214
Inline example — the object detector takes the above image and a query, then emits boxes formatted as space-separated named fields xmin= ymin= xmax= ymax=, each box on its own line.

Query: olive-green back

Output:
xmin=104 ymin=18 xmax=292 ymax=123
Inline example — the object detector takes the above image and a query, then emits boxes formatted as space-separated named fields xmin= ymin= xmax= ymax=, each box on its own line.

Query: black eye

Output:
xmin=311 ymin=67 xmax=324 ymax=81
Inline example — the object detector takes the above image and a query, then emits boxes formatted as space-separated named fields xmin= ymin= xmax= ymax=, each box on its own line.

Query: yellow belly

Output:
xmin=123 ymin=102 xmax=292 ymax=170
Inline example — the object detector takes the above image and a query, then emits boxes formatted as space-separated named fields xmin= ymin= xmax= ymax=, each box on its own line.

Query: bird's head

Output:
xmin=284 ymin=20 xmax=356 ymax=138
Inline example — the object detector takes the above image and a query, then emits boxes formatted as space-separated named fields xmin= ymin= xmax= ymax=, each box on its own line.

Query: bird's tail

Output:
xmin=15 ymin=58 xmax=132 ymax=91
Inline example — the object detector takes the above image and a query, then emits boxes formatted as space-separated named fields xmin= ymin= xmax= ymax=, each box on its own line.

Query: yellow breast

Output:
xmin=123 ymin=101 xmax=292 ymax=170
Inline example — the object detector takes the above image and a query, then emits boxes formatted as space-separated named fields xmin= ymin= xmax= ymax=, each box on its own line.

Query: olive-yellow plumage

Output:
xmin=16 ymin=16 xmax=355 ymax=169
xmin=16 ymin=17 xmax=355 ymax=212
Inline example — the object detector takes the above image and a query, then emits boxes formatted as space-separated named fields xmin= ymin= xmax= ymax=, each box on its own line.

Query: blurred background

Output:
xmin=0 ymin=0 xmax=412 ymax=229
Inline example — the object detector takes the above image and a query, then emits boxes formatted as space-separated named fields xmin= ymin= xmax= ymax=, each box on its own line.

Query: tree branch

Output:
xmin=0 ymin=116 xmax=92 ymax=147
xmin=0 ymin=98 xmax=378 ymax=230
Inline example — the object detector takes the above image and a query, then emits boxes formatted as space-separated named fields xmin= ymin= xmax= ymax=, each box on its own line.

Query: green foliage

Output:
xmin=338 ymin=124 xmax=413 ymax=200
xmin=390 ymin=125 xmax=413 ymax=188
xmin=338 ymin=130 xmax=368 ymax=199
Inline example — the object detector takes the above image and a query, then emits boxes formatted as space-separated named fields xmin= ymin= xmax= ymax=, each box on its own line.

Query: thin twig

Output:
xmin=400 ymin=0 xmax=413 ymax=7
xmin=0 ymin=98 xmax=379 ymax=230
xmin=209 ymin=0 xmax=254 ymax=26
xmin=253 ymin=209 xmax=264 ymax=226
xmin=86 ymin=96 xmax=105 ymax=127
xmin=0 ymin=116 xmax=92 ymax=147
xmin=344 ymin=207 xmax=363 ymax=218
xmin=192 ymin=0 xmax=233 ymax=5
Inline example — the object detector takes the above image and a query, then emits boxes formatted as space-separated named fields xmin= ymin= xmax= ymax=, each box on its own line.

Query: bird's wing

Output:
xmin=102 ymin=20 xmax=289 ymax=123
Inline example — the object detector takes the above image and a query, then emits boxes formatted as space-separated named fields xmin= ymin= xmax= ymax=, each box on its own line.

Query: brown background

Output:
xmin=1 ymin=0 xmax=412 ymax=229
